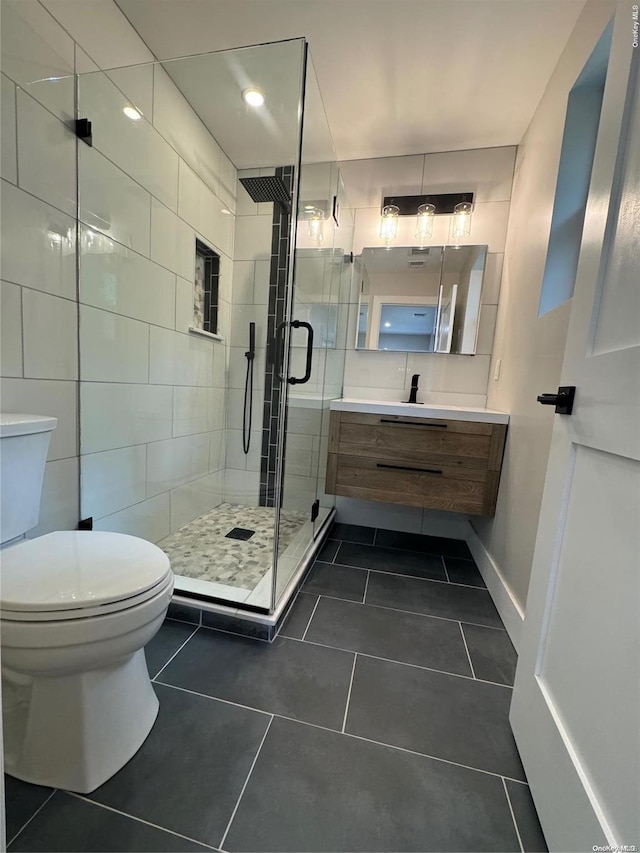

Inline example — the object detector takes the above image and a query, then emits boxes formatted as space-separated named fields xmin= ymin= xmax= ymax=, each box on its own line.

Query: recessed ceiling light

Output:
xmin=123 ymin=106 xmax=142 ymax=121
xmin=221 ymin=208 xmax=232 ymax=215
xmin=384 ymin=322 xmax=392 ymax=328
xmin=242 ymin=88 xmax=265 ymax=107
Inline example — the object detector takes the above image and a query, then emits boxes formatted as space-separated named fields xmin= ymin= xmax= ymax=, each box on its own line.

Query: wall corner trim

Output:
xmin=465 ymin=524 xmax=525 ymax=652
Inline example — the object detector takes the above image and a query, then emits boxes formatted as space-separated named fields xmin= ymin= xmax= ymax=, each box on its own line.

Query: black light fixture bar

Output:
xmin=382 ymin=192 xmax=474 ymax=215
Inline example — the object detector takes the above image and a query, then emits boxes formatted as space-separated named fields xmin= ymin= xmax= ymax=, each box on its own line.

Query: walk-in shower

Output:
xmin=76 ymin=38 xmax=353 ymax=621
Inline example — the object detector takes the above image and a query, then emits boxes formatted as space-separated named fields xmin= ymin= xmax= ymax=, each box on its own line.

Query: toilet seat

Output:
xmin=1 ymin=530 xmax=171 ymax=622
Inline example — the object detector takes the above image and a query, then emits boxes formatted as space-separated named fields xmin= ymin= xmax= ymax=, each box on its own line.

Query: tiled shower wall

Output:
xmin=78 ymin=67 xmax=236 ymax=540
xmin=1 ymin=0 xmax=85 ymax=539
xmin=260 ymin=166 xmax=294 ymax=508
xmin=224 ymin=167 xmax=275 ymax=508
xmin=0 ymin=0 xmax=238 ymax=541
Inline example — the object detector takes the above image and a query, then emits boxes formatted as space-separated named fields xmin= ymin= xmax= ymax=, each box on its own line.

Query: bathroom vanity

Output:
xmin=326 ymin=400 xmax=509 ymax=516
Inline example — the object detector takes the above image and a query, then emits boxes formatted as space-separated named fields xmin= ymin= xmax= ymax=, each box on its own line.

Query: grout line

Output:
xmin=18 ymin=284 xmax=25 ymax=379
xmin=358 ymin=598 xmax=507 ymax=633
xmin=297 ymin=585 xmax=506 ymax=633
xmin=218 ymin=716 xmax=274 ymax=851
xmin=67 ymin=793 xmax=218 ymax=850
xmin=330 ymin=559 xmax=483 ymax=591
xmin=301 ymin=595 xmax=321 ymax=641
xmin=362 ymin=570 xmax=370 ymax=603
xmin=502 ymin=777 xmax=525 ymax=853
xmin=346 ymin=728 xmax=525 ymax=784
xmin=165 ymin=615 xmax=201 ymax=628
xmin=441 ymin=555 xmax=451 ymax=583
xmin=13 ymin=76 xmax=19 ymax=186
xmin=154 ymin=681 xmax=273 ymax=719
xmin=372 ymin=528 xmax=378 ymax=545
xmin=341 ymin=653 xmax=358 ymax=733
xmin=331 ymin=540 xmax=342 ymax=564
xmin=151 ymin=625 xmax=199 ymax=681
xmin=459 ymin=622 xmax=477 ymax=679
xmin=6 ymin=790 xmax=57 ymax=848
xmin=199 ymin=623 xmax=271 ymax=644
xmin=293 ymin=634 xmax=509 ymax=688
xmin=155 ymin=681 xmax=523 ymax=784
xmin=342 ymin=537 xmax=476 ymax=563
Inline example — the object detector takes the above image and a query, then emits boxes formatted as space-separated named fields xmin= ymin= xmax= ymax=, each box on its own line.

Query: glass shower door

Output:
xmin=76 ymin=39 xmax=307 ymax=614
xmin=272 ymin=56 xmax=342 ymax=608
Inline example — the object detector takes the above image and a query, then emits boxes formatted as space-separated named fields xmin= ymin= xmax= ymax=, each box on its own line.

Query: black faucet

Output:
xmin=405 ymin=374 xmax=422 ymax=404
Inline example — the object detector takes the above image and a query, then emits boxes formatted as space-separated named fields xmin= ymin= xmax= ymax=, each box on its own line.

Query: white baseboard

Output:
xmin=465 ymin=524 xmax=525 ymax=653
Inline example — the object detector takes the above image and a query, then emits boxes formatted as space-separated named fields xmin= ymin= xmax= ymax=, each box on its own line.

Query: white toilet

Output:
xmin=0 ymin=414 xmax=174 ymax=793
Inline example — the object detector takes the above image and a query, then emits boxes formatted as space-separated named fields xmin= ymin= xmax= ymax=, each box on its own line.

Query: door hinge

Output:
xmin=311 ymin=499 xmax=320 ymax=522
xmin=75 ymin=118 xmax=93 ymax=147
xmin=78 ymin=517 xmax=93 ymax=530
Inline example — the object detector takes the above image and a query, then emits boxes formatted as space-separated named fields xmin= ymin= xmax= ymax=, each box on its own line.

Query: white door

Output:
xmin=510 ymin=13 xmax=639 ymax=853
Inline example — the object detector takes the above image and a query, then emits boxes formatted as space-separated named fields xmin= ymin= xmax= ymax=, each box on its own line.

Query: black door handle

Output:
xmin=288 ymin=320 xmax=314 ymax=385
xmin=273 ymin=320 xmax=288 ymax=382
xmin=537 ymin=386 xmax=576 ymax=415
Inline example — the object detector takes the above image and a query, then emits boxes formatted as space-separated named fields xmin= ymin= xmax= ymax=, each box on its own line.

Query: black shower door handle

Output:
xmin=288 ymin=320 xmax=314 ymax=385
xmin=274 ymin=320 xmax=288 ymax=382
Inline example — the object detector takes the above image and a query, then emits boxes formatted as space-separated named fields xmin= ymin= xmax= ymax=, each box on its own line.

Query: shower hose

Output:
xmin=242 ymin=349 xmax=254 ymax=454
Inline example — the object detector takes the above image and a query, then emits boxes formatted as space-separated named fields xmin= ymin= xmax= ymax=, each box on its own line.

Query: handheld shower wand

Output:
xmin=243 ymin=323 xmax=256 ymax=454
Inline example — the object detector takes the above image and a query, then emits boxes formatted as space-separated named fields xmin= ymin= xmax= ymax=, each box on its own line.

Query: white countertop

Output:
xmin=330 ymin=398 xmax=510 ymax=424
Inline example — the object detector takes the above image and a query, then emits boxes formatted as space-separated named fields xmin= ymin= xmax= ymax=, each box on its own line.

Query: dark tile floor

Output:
xmin=5 ymin=523 xmax=547 ymax=853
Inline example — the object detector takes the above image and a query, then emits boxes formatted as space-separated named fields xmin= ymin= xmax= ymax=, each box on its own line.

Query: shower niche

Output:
xmin=192 ymin=239 xmax=221 ymax=338
xmin=76 ymin=39 xmax=352 ymax=622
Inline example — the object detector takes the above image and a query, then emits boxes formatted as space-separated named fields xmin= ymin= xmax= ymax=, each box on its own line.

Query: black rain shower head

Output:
xmin=239 ymin=175 xmax=291 ymax=211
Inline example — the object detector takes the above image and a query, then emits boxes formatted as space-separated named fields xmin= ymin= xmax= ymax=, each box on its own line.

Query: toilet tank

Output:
xmin=0 ymin=414 xmax=58 ymax=544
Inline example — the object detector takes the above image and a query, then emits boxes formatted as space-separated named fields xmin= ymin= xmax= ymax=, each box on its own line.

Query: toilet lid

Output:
xmin=1 ymin=531 xmax=172 ymax=613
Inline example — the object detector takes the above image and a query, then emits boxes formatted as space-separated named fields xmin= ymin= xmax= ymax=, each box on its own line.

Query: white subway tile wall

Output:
xmin=0 ymin=1 xmax=237 ymax=539
xmin=75 ymin=63 xmax=237 ymax=534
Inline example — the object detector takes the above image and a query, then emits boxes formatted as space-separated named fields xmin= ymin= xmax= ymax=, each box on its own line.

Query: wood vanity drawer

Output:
xmin=328 ymin=454 xmax=493 ymax=514
xmin=326 ymin=410 xmax=507 ymax=516
xmin=331 ymin=412 xmax=494 ymax=469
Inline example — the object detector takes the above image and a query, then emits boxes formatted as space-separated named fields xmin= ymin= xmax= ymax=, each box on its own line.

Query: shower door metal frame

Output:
xmin=268 ymin=40 xmax=309 ymax=614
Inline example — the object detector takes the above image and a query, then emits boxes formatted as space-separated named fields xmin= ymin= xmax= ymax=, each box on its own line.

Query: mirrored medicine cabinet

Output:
xmin=355 ymin=244 xmax=488 ymax=354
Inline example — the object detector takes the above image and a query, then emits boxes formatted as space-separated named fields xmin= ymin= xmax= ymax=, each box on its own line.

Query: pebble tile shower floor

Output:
xmin=157 ymin=503 xmax=307 ymax=590
xmin=4 ymin=523 xmax=548 ymax=852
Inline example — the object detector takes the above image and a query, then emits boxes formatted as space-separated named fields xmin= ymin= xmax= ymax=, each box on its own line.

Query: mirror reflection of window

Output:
xmin=378 ymin=304 xmax=437 ymax=352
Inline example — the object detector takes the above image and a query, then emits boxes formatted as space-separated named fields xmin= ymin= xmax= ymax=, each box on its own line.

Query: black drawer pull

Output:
xmin=376 ymin=463 xmax=443 ymax=475
xmin=379 ymin=419 xmax=448 ymax=428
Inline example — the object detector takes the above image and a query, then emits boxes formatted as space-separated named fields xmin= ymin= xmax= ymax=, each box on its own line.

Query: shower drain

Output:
xmin=225 ymin=527 xmax=255 ymax=541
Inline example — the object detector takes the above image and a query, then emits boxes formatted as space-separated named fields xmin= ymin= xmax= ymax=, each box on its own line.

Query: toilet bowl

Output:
xmin=1 ymin=530 xmax=173 ymax=793
xmin=0 ymin=413 xmax=175 ymax=792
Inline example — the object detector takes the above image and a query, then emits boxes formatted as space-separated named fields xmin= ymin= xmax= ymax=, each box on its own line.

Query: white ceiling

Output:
xmin=115 ymin=0 xmax=585 ymax=162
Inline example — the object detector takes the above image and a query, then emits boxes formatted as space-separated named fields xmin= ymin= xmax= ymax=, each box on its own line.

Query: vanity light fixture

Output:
xmin=451 ymin=200 xmax=473 ymax=239
xmin=415 ymin=202 xmax=436 ymax=241
xmin=242 ymin=87 xmax=265 ymax=107
xmin=308 ymin=208 xmax=325 ymax=243
xmin=381 ymin=192 xmax=475 ymax=243
xmin=380 ymin=204 xmax=400 ymax=245
xmin=123 ymin=106 xmax=142 ymax=121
